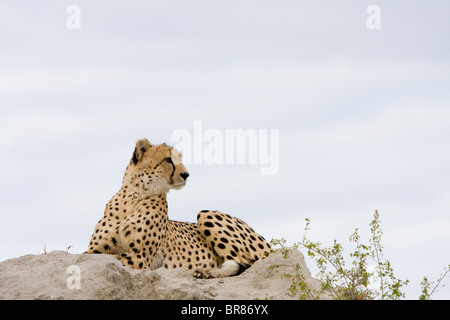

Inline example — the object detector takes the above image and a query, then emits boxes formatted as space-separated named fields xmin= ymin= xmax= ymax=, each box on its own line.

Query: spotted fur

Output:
xmin=86 ymin=138 xmax=270 ymax=278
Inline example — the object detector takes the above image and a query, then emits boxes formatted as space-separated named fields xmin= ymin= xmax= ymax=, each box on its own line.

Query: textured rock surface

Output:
xmin=0 ymin=249 xmax=327 ymax=300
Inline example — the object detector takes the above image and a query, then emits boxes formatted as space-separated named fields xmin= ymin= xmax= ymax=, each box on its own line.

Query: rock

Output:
xmin=0 ymin=249 xmax=330 ymax=300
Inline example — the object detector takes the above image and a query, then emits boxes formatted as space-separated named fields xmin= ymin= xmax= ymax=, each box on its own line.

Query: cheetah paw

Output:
xmin=193 ymin=269 xmax=212 ymax=279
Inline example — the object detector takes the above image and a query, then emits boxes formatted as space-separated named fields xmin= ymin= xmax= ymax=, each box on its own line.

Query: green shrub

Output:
xmin=270 ymin=210 xmax=449 ymax=300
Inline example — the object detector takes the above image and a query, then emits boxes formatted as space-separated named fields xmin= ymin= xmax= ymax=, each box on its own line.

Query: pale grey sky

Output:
xmin=1 ymin=1 xmax=449 ymax=299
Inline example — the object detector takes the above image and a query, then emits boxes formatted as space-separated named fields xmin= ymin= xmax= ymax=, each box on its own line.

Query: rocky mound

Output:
xmin=0 ymin=249 xmax=327 ymax=300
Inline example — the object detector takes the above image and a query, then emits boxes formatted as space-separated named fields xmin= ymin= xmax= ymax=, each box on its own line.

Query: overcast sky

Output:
xmin=1 ymin=1 xmax=449 ymax=299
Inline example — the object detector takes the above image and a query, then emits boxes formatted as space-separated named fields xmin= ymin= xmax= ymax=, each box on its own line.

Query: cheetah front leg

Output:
xmin=117 ymin=250 xmax=148 ymax=269
xmin=193 ymin=261 xmax=250 ymax=279
xmin=115 ymin=202 xmax=168 ymax=270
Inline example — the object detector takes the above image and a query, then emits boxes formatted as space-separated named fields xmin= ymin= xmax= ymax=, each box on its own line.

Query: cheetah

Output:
xmin=86 ymin=138 xmax=271 ymax=278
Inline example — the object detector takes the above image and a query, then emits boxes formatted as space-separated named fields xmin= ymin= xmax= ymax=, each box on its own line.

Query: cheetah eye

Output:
xmin=164 ymin=157 xmax=173 ymax=164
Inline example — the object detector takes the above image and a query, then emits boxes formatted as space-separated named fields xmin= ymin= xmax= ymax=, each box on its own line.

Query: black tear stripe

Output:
xmin=169 ymin=161 xmax=176 ymax=182
xmin=153 ymin=157 xmax=176 ymax=183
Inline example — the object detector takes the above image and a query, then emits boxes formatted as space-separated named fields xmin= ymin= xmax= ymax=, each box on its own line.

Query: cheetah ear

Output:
xmin=132 ymin=138 xmax=151 ymax=165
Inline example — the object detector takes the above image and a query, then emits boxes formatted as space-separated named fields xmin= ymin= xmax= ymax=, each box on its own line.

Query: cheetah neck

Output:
xmin=108 ymin=185 xmax=168 ymax=220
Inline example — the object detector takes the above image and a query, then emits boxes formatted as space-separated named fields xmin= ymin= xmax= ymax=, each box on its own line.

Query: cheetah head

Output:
xmin=123 ymin=138 xmax=189 ymax=196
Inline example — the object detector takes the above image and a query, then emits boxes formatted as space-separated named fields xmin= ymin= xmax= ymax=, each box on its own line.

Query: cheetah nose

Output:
xmin=180 ymin=172 xmax=189 ymax=180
